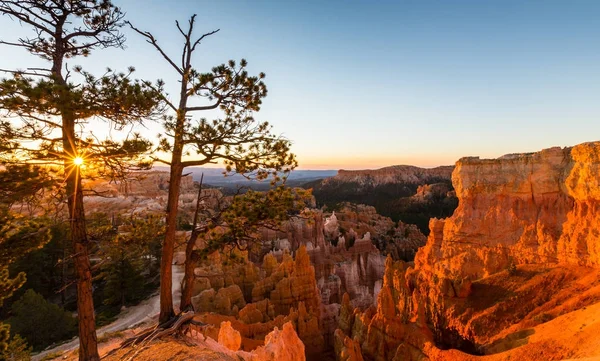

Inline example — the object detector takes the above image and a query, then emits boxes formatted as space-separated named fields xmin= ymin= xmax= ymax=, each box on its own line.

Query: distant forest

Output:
xmin=303 ymin=178 xmax=458 ymax=234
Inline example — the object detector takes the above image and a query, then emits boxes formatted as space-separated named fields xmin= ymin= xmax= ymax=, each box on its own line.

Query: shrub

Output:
xmin=0 ymin=334 xmax=31 ymax=361
xmin=533 ymin=312 xmax=554 ymax=324
xmin=8 ymin=289 xmax=77 ymax=351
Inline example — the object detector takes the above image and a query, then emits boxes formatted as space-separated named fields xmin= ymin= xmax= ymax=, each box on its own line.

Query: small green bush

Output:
xmin=0 ymin=334 xmax=31 ymax=361
xmin=8 ymin=289 xmax=77 ymax=351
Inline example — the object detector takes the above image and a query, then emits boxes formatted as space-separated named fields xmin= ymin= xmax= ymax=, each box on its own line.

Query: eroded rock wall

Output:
xmin=330 ymin=166 xmax=454 ymax=188
xmin=418 ymin=142 xmax=600 ymax=282
xmin=336 ymin=142 xmax=600 ymax=361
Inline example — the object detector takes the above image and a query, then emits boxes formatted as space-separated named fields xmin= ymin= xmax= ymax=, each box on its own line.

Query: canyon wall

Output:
xmin=308 ymin=165 xmax=457 ymax=234
xmin=83 ymin=171 xmax=206 ymax=216
xmin=330 ymin=166 xmax=454 ymax=187
xmin=417 ymin=142 xmax=600 ymax=282
xmin=336 ymin=142 xmax=600 ymax=361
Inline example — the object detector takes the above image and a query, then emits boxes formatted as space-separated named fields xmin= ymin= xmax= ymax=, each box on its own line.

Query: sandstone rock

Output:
xmin=269 ymin=247 xmax=321 ymax=318
xmin=192 ymin=277 xmax=212 ymax=296
xmin=295 ymin=301 xmax=325 ymax=355
xmin=417 ymin=142 xmax=600 ymax=282
xmin=192 ymin=288 xmax=216 ymax=313
xmin=250 ymin=322 xmax=305 ymax=361
xmin=339 ymin=141 xmax=600 ymax=361
xmin=218 ymin=321 xmax=242 ymax=351
xmin=328 ymin=165 xmax=454 ymax=188
xmin=263 ymin=253 xmax=278 ymax=277
xmin=239 ymin=302 xmax=266 ymax=324
xmin=338 ymin=293 xmax=354 ymax=335
xmin=192 ymin=285 xmax=246 ymax=315
xmin=334 ymin=329 xmax=365 ymax=361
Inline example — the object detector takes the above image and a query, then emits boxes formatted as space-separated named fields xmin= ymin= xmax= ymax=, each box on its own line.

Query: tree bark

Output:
xmin=55 ymin=26 xmax=99 ymax=357
xmin=159 ymin=57 xmax=189 ymax=322
xmin=159 ymin=157 xmax=183 ymax=323
xmin=180 ymin=233 xmax=198 ymax=311
xmin=63 ymin=122 xmax=100 ymax=361
xmin=180 ymin=174 xmax=204 ymax=311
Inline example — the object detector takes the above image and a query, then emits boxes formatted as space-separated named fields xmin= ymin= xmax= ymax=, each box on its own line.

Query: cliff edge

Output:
xmin=336 ymin=141 xmax=600 ymax=361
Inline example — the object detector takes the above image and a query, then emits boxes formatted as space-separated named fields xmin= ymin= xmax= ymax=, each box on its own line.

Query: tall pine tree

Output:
xmin=0 ymin=1 xmax=163 ymax=359
xmin=0 ymin=165 xmax=52 ymax=353
xmin=128 ymin=14 xmax=297 ymax=324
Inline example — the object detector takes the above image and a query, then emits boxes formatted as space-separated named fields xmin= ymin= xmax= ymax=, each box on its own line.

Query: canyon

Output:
xmin=178 ymin=141 xmax=600 ymax=360
xmin=52 ymin=141 xmax=600 ymax=361
xmin=335 ymin=141 xmax=600 ymax=360
xmin=306 ymin=165 xmax=457 ymax=234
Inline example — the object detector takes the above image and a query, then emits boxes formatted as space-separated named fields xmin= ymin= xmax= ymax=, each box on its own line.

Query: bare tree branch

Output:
xmin=126 ymin=21 xmax=184 ymax=76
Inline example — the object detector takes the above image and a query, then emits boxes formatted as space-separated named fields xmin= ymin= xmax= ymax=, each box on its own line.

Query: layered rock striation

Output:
xmin=330 ymin=166 xmax=454 ymax=188
xmin=335 ymin=142 xmax=600 ymax=361
xmin=419 ymin=142 xmax=600 ymax=281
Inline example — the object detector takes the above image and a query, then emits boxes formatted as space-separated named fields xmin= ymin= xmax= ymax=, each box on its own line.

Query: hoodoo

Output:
xmin=335 ymin=141 xmax=600 ymax=361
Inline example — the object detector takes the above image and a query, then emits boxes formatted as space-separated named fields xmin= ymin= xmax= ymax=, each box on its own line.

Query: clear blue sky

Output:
xmin=2 ymin=0 xmax=600 ymax=169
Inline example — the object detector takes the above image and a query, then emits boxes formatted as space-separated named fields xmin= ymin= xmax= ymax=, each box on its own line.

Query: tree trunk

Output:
xmin=180 ymin=174 xmax=204 ymax=311
xmin=159 ymin=161 xmax=183 ymax=323
xmin=180 ymin=233 xmax=198 ymax=311
xmin=159 ymin=63 xmax=190 ymax=323
xmin=58 ymin=72 xmax=99 ymax=359
xmin=65 ymin=151 xmax=99 ymax=361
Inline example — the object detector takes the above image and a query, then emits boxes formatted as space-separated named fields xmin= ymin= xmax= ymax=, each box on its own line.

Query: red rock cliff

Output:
xmin=417 ymin=142 xmax=600 ymax=281
xmin=328 ymin=165 xmax=453 ymax=187
xmin=336 ymin=142 xmax=600 ymax=361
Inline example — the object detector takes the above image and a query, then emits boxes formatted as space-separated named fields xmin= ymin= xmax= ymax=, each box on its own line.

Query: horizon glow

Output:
xmin=1 ymin=1 xmax=599 ymax=170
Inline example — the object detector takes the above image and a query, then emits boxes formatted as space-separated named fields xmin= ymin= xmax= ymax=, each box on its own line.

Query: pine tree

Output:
xmin=0 ymin=269 xmax=24 ymax=354
xmin=93 ymin=213 xmax=163 ymax=309
xmin=179 ymin=181 xmax=312 ymax=310
xmin=8 ymin=289 xmax=77 ymax=351
xmin=128 ymin=14 xmax=297 ymax=324
xmin=0 ymin=165 xmax=52 ymax=354
xmin=0 ymin=334 xmax=32 ymax=361
xmin=0 ymin=2 xmax=163 ymax=359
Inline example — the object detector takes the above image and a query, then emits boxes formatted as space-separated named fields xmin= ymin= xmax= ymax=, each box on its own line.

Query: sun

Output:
xmin=73 ymin=156 xmax=84 ymax=166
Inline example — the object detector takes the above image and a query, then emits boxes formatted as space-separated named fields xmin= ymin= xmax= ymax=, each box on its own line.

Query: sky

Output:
xmin=1 ymin=0 xmax=600 ymax=169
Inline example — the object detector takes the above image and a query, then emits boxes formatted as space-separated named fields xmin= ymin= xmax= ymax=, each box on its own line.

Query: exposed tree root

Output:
xmin=101 ymin=311 xmax=196 ymax=361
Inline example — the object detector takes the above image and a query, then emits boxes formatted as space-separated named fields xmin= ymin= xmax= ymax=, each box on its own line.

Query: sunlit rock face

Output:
xmin=259 ymin=205 xmax=426 ymax=309
xmin=334 ymin=141 xmax=600 ymax=361
xmin=419 ymin=142 xmax=600 ymax=281
xmin=248 ymin=322 xmax=306 ymax=361
xmin=194 ymin=246 xmax=325 ymax=358
xmin=219 ymin=321 xmax=243 ymax=351
xmin=85 ymin=171 xmax=195 ymax=197
xmin=329 ymin=165 xmax=454 ymax=188
xmin=83 ymin=171 xmax=213 ymax=217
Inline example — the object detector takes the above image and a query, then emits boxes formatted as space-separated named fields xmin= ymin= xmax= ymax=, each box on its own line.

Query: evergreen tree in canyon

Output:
xmin=128 ymin=14 xmax=297 ymax=323
xmin=0 ymin=165 xmax=53 ymax=353
xmin=178 ymin=177 xmax=312 ymax=311
xmin=0 ymin=1 xmax=163 ymax=359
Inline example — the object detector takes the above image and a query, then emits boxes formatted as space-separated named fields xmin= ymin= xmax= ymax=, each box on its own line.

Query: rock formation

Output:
xmin=328 ymin=166 xmax=454 ymax=188
xmin=334 ymin=142 xmax=600 ymax=361
xmin=192 ymin=246 xmax=325 ymax=358
xmin=103 ymin=321 xmax=306 ymax=361
xmin=307 ymin=165 xmax=457 ymax=234
xmin=218 ymin=321 xmax=242 ymax=351
xmin=83 ymin=171 xmax=219 ymax=219
xmin=420 ymin=142 xmax=600 ymax=280
xmin=248 ymin=322 xmax=306 ymax=361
